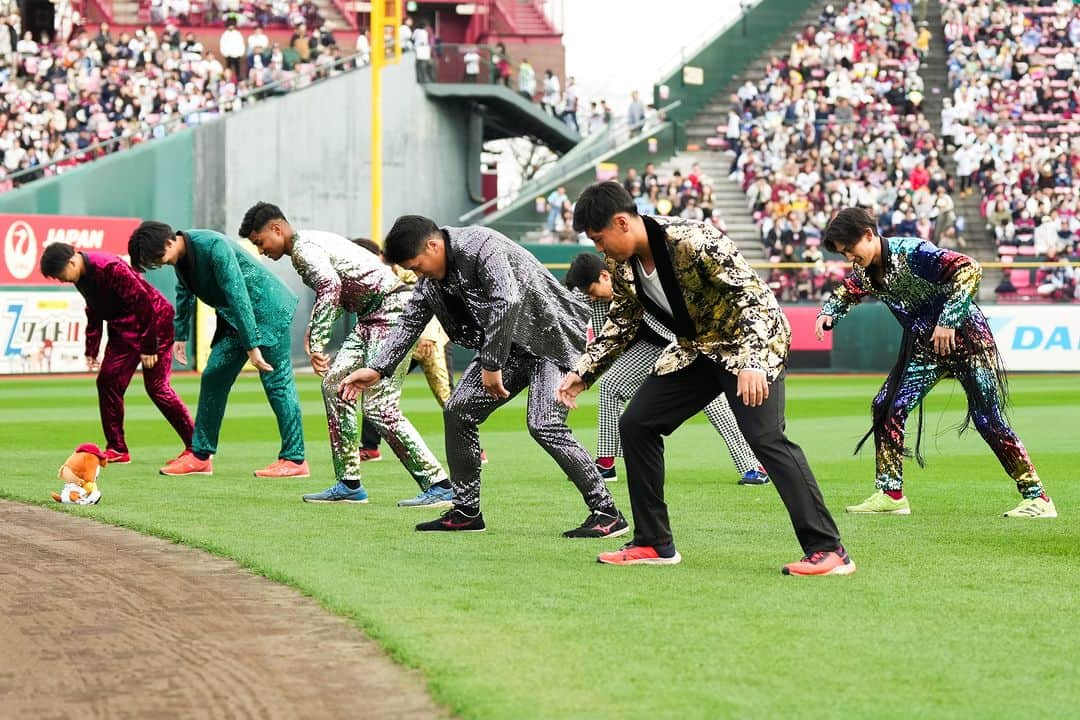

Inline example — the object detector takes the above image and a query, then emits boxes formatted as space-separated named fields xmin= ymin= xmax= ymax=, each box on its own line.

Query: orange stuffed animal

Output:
xmin=51 ymin=443 xmax=106 ymax=505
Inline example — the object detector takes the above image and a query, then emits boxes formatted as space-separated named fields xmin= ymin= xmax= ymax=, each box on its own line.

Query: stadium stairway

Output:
xmin=682 ymin=0 xmax=833 ymax=150
xmin=653 ymin=150 xmax=766 ymax=263
xmin=923 ymin=0 xmax=993 ymax=261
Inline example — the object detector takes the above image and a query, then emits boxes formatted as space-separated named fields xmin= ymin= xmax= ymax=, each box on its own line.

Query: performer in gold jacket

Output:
xmin=557 ymin=181 xmax=854 ymax=576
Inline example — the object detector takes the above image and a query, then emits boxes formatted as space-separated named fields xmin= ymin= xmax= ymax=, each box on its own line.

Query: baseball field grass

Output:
xmin=2 ymin=372 xmax=1077 ymax=719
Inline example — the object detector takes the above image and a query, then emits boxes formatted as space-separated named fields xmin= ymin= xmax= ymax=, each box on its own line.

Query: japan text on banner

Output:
xmin=0 ymin=213 xmax=141 ymax=285
xmin=0 ymin=289 xmax=107 ymax=374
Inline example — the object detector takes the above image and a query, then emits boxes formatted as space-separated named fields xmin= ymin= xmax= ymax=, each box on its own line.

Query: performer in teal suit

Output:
xmin=128 ymin=221 xmax=309 ymax=478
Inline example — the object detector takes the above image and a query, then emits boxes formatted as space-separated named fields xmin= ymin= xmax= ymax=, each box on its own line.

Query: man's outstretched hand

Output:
xmin=555 ymin=372 xmax=587 ymax=409
xmin=339 ymin=368 xmax=382 ymax=401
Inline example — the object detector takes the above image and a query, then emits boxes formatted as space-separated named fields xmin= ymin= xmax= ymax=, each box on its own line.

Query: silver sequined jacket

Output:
xmin=370 ymin=225 xmax=590 ymax=376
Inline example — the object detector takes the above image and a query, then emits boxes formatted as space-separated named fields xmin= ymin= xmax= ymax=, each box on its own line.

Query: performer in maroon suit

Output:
xmin=40 ymin=242 xmax=194 ymax=463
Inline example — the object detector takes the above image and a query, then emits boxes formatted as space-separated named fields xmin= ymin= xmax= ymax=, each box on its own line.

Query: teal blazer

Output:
xmin=173 ymin=229 xmax=298 ymax=350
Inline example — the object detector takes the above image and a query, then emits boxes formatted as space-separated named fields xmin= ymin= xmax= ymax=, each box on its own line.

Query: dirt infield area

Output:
xmin=0 ymin=501 xmax=449 ymax=720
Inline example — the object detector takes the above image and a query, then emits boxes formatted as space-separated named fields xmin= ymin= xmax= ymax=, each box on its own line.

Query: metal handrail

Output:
xmin=458 ymin=99 xmax=682 ymax=224
xmin=5 ymin=49 xmax=372 ymax=186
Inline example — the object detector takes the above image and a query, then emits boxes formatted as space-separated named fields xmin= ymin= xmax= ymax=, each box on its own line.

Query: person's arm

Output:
xmin=475 ymin=241 xmax=523 ymax=371
xmin=84 ymin=301 xmax=103 ymax=362
xmin=572 ymin=277 xmax=644 ymax=386
xmin=585 ymin=296 xmax=609 ymax=341
xmin=907 ymin=239 xmax=981 ymax=329
xmin=104 ymin=261 xmax=159 ymax=355
xmin=173 ymin=278 xmax=194 ymax=343
xmin=209 ymin=239 xmax=260 ymax=349
xmin=818 ymin=270 xmax=871 ymax=326
xmin=368 ymin=287 xmax=434 ymax=378
xmin=292 ymin=241 xmax=343 ymax=355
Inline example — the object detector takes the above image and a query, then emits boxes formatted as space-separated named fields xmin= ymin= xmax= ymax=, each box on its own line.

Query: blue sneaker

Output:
xmin=397 ymin=484 xmax=455 ymax=508
xmin=302 ymin=482 xmax=369 ymax=504
xmin=738 ymin=467 xmax=771 ymax=486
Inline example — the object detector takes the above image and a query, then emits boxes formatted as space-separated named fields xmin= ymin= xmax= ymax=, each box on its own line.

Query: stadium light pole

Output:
xmin=371 ymin=0 xmax=402 ymax=246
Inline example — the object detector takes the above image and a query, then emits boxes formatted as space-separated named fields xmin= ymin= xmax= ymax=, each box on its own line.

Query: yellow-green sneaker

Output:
xmin=845 ymin=491 xmax=911 ymax=515
xmin=1003 ymin=496 xmax=1057 ymax=518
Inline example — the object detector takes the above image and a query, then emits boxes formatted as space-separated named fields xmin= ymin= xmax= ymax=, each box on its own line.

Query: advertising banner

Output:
xmin=983 ymin=305 xmax=1080 ymax=372
xmin=0 ymin=213 xmax=141 ymax=286
xmin=782 ymin=305 xmax=831 ymax=351
xmin=0 ymin=289 xmax=102 ymax=374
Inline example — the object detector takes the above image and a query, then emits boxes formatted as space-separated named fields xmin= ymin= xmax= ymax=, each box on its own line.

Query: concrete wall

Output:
xmin=210 ymin=59 xmax=477 ymax=360
xmin=217 ymin=59 xmax=475 ymax=238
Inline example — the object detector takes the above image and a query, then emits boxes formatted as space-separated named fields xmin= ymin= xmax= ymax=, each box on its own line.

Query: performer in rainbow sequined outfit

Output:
xmin=817 ymin=208 xmax=1055 ymax=519
xmin=239 ymin=202 xmax=452 ymax=508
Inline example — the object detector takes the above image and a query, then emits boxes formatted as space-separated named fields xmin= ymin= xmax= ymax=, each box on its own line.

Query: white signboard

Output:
xmin=0 ymin=290 xmax=103 ymax=374
xmin=983 ymin=305 xmax=1080 ymax=372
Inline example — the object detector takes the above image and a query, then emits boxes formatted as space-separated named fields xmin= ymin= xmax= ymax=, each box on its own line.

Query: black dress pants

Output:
xmin=619 ymin=355 xmax=842 ymax=553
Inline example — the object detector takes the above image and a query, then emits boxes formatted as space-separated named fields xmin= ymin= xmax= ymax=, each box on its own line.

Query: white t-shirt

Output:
xmin=464 ymin=50 xmax=479 ymax=75
xmin=634 ymin=259 xmax=674 ymax=319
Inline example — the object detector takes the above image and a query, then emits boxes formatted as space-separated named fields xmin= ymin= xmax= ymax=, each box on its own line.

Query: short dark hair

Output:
xmin=128 ymin=221 xmax=175 ymax=271
xmin=40 ymin=242 xmax=76 ymax=278
xmin=384 ymin=215 xmax=440 ymax=265
xmin=238 ymin=201 xmax=287 ymax=238
xmin=564 ymin=252 xmax=606 ymax=291
xmin=352 ymin=237 xmax=381 ymax=255
xmin=822 ymin=207 xmax=878 ymax=253
xmin=572 ymin=181 xmax=637 ymax=233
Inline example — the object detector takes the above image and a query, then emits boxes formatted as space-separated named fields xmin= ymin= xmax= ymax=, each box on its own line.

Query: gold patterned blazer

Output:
xmin=574 ymin=215 xmax=791 ymax=385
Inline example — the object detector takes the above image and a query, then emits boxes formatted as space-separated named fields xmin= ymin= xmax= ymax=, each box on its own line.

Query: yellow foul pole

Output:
xmin=370 ymin=0 xmax=402 ymax=247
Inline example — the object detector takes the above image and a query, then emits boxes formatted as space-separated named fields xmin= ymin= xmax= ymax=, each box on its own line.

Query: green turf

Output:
xmin=2 ymin=372 xmax=1078 ymax=719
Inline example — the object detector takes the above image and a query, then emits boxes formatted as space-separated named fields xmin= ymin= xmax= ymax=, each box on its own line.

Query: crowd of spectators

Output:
xmin=695 ymin=1 xmax=954 ymax=299
xmin=536 ymin=161 xmax=732 ymax=243
xmin=143 ymin=0 xmax=325 ymax=30
xmin=0 ymin=9 xmax=351 ymax=192
xmin=941 ymin=0 xmax=1080 ymax=293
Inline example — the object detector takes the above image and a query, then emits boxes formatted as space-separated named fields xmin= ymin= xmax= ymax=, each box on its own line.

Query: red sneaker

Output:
xmin=358 ymin=448 xmax=383 ymax=462
xmin=782 ymin=547 xmax=856 ymax=576
xmin=160 ymin=450 xmax=212 ymax=476
xmin=480 ymin=449 xmax=488 ymax=464
xmin=597 ymin=542 xmax=681 ymax=566
xmin=254 ymin=459 xmax=311 ymax=478
xmin=105 ymin=449 xmax=131 ymax=464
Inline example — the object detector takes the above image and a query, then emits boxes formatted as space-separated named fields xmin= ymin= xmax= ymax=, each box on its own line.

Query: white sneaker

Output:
xmin=1003 ymin=496 xmax=1057 ymax=518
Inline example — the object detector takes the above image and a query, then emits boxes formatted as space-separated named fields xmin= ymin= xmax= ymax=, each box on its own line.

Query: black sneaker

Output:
xmin=595 ymin=462 xmax=617 ymax=481
xmin=416 ymin=507 xmax=486 ymax=533
xmin=563 ymin=509 xmax=630 ymax=538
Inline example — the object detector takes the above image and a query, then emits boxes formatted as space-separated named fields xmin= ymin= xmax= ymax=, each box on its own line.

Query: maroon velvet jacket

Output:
xmin=75 ymin=252 xmax=174 ymax=357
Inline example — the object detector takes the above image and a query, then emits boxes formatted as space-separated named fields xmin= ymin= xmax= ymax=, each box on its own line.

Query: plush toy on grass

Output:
xmin=51 ymin=443 xmax=106 ymax=505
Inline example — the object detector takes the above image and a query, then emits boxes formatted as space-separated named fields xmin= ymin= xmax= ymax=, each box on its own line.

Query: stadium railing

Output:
xmin=458 ymin=100 xmax=683 ymax=227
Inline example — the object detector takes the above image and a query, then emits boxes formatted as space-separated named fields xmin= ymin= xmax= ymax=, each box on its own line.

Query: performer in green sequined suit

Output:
xmin=128 ymin=222 xmax=307 ymax=478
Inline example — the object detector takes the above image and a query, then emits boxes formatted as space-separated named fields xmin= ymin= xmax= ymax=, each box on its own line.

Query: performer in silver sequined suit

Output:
xmin=339 ymin=215 xmax=628 ymax=538
xmin=239 ymin=203 xmax=452 ymax=508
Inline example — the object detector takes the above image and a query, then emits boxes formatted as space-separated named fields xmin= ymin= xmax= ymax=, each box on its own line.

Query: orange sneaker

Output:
xmin=597 ymin=542 xmax=681 ymax=566
xmin=782 ymin=547 xmax=856 ymax=576
xmin=160 ymin=450 xmax=213 ymax=476
xmin=254 ymin=459 xmax=311 ymax=478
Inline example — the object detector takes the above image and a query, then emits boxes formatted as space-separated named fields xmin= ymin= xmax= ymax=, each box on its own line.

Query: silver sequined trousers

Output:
xmin=444 ymin=353 xmax=616 ymax=512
